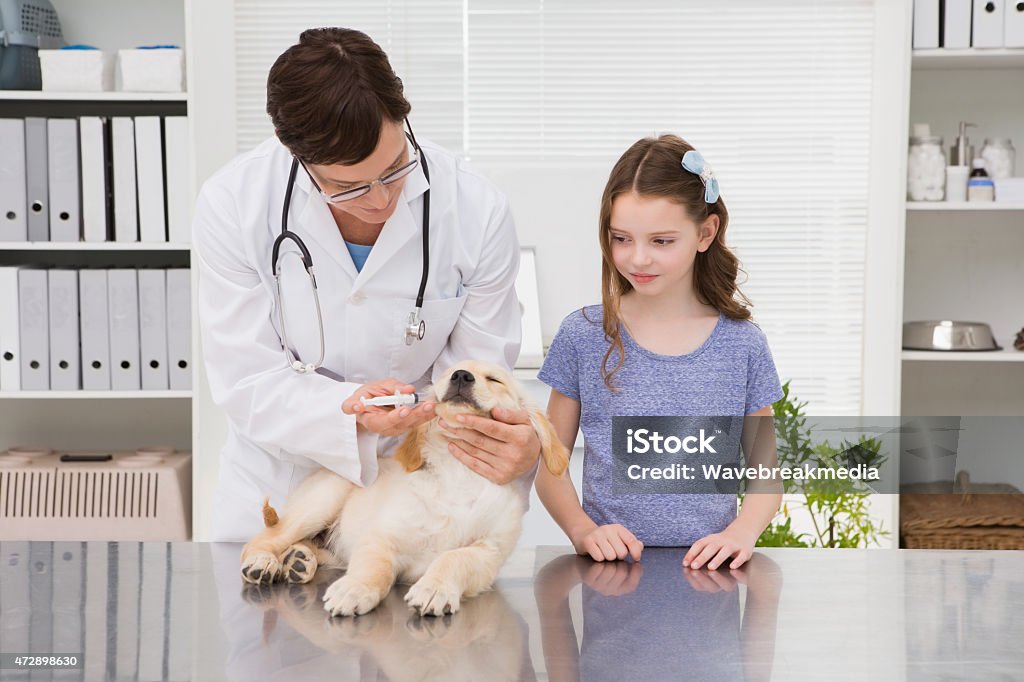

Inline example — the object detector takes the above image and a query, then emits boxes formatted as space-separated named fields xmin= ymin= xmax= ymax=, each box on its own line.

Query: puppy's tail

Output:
xmin=262 ymin=497 xmax=279 ymax=528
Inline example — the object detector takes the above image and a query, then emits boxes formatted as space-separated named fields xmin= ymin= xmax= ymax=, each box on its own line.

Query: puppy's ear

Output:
xmin=393 ymin=423 xmax=427 ymax=473
xmin=530 ymin=410 xmax=570 ymax=477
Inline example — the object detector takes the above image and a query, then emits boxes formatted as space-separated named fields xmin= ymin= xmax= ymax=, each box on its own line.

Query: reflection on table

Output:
xmin=2 ymin=542 xmax=1024 ymax=680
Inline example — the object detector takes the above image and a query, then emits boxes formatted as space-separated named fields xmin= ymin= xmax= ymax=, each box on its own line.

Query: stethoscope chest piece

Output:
xmin=406 ymin=309 xmax=426 ymax=346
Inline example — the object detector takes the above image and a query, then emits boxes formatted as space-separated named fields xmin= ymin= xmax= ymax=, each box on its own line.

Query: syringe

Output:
xmin=359 ymin=390 xmax=421 ymax=408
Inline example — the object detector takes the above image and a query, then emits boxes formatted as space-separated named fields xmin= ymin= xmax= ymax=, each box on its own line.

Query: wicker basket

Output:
xmin=900 ymin=471 xmax=1024 ymax=550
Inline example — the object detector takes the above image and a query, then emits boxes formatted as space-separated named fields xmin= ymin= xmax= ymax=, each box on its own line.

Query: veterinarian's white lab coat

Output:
xmin=194 ymin=136 xmax=522 ymax=541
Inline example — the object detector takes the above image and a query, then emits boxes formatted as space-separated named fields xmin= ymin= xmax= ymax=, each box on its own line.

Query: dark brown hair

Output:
xmin=597 ymin=134 xmax=752 ymax=390
xmin=266 ymin=28 xmax=411 ymax=165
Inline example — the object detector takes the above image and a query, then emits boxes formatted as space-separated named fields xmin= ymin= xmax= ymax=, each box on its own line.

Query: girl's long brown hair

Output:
xmin=597 ymin=134 xmax=752 ymax=390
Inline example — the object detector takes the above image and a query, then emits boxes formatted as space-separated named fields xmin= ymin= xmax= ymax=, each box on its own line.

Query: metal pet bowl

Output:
xmin=903 ymin=320 xmax=1002 ymax=351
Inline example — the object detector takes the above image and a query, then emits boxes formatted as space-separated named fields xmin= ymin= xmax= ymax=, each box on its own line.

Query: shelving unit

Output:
xmin=901 ymin=47 xmax=1024 ymax=405
xmin=0 ymin=90 xmax=187 ymax=102
xmin=906 ymin=201 xmax=1024 ymax=211
xmin=0 ymin=391 xmax=193 ymax=400
xmin=0 ymin=0 xmax=193 ymax=458
xmin=0 ymin=242 xmax=190 ymax=251
xmin=902 ymin=348 xmax=1024 ymax=362
xmin=899 ymin=46 xmax=1024 ymax=547
xmin=911 ymin=48 xmax=1024 ymax=70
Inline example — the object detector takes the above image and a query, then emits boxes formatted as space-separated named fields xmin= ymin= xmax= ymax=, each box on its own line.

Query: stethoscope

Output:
xmin=272 ymin=120 xmax=431 ymax=374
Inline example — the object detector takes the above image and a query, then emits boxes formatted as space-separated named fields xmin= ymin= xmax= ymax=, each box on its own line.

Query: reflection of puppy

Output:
xmin=240 ymin=360 xmax=569 ymax=618
xmin=243 ymin=572 xmax=525 ymax=682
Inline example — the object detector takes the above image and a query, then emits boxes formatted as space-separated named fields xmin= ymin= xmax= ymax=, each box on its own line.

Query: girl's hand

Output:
xmin=583 ymin=559 xmax=644 ymax=596
xmin=683 ymin=527 xmax=757 ymax=570
xmin=573 ymin=524 xmax=643 ymax=562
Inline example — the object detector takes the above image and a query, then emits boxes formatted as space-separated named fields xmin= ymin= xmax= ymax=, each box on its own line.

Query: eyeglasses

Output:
xmin=298 ymin=143 xmax=420 ymax=204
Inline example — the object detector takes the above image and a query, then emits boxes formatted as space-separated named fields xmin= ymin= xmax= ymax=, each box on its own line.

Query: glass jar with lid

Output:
xmin=907 ymin=135 xmax=945 ymax=201
xmin=980 ymin=138 xmax=1015 ymax=179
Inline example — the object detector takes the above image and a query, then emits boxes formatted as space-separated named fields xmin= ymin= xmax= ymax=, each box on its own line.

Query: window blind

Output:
xmin=233 ymin=0 xmax=876 ymax=414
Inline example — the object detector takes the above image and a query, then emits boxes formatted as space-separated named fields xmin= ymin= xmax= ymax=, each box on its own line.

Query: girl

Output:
xmin=536 ymin=134 xmax=783 ymax=571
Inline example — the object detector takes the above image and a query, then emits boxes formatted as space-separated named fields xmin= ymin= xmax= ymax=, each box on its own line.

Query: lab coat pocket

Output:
xmin=389 ymin=293 xmax=468 ymax=382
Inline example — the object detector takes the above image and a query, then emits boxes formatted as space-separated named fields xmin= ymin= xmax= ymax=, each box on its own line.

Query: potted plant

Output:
xmin=752 ymin=382 xmax=890 ymax=548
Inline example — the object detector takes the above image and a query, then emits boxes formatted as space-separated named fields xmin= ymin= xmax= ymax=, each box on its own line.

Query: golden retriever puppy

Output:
xmin=239 ymin=360 xmax=569 ymax=617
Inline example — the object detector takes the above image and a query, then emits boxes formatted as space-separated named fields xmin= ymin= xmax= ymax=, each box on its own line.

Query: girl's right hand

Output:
xmin=573 ymin=524 xmax=643 ymax=562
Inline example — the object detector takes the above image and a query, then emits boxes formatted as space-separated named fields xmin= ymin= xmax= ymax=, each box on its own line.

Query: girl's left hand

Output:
xmin=683 ymin=527 xmax=757 ymax=570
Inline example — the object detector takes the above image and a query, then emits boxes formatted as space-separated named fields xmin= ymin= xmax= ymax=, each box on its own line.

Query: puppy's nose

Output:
xmin=450 ymin=369 xmax=475 ymax=387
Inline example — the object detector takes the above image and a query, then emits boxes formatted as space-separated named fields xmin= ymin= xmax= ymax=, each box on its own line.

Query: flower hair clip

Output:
xmin=681 ymin=150 xmax=720 ymax=204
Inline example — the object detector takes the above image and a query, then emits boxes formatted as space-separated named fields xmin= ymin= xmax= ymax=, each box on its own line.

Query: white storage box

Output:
xmin=994 ymin=178 xmax=1024 ymax=202
xmin=38 ymin=48 xmax=112 ymax=92
xmin=116 ymin=47 xmax=184 ymax=92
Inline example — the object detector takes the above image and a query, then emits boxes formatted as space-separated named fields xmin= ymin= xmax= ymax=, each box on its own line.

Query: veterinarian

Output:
xmin=194 ymin=27 xmax=541 ymax=541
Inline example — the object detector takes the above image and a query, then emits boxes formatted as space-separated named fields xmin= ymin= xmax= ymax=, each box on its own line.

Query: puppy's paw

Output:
xmin=280 ymin=542 xmax=317 ymax=584
xmin=323 ymin=576 xmax=382 ymax=617
xmin=405 ymin=576 xmax=462 ymax=616
xmin=240 ymin=551 xmax=282 ymax=585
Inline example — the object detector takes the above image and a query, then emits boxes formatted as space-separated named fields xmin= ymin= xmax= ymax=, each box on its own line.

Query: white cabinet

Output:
xmin=901 ymin=50 xmax=1024 ymax=416
xmin=0 ymin=3 xmax=195 ymax=455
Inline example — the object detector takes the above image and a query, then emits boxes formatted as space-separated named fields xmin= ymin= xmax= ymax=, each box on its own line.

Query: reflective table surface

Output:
xmin=1 ymin=542 xmax=1023 ymax=680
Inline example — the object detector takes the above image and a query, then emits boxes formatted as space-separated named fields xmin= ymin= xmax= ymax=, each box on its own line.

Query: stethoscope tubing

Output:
xmin=272 ymin=123 xmax=431 ymax=373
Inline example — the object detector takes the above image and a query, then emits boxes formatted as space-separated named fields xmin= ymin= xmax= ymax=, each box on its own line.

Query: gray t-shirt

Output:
xmin=537 ymin=305 xmax=783 ymax=546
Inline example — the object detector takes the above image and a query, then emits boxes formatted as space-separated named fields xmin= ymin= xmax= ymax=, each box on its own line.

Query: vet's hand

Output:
xmin=342 ymin=378 xmax=435 ymax=437
xmin=573 ymin=524 xmax=643 ymax=562
xmin=683 ymin=526 xmax=757 ymax=570
xmin=441 ymin=407 xmax=540 ymax=485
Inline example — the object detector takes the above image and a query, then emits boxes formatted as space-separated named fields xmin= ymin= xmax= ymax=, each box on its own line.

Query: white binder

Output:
xmin=943 ymin=0 xmax=972 ymax=48
xmin=79 ymin=269 xmax=111 ymax=390
xmin=1007 ymin=0 xmax=1024 ymax=47
xmin=135 ymin=116 xmax=166 ymax=243
xmin=0 ymin=118 xmax=27 ymax=241
xmin=912 ymin=0 xmax=940 ymax=48
xmin=25 ymin=117 xmax=49 ymax=241
xmin=138 ymin=268 xmax=169 ymax=390
xmin=80 ymin=116 xmax=110 ymax=242
xmin=111 ymin=117 xmax=138 ymax=242
xmin=108 ymin=268 xmax=141 ymax=390
xmin=18 ymin=267 xmax=49 ymax=390
xmin=164 ymin=116 xmax=191 ymax=244
xmin=166 ymin=268 xmax=191 ymax=390
xmin=974 ymin=0 xmax=1005 ymax=47
xmin=47 ymin=118 xmax=81 ymax=242
xmin=0 ymin=266 xmax=22 ymax=391
xmin=48 ymin=268 xmax=81 ymax=390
